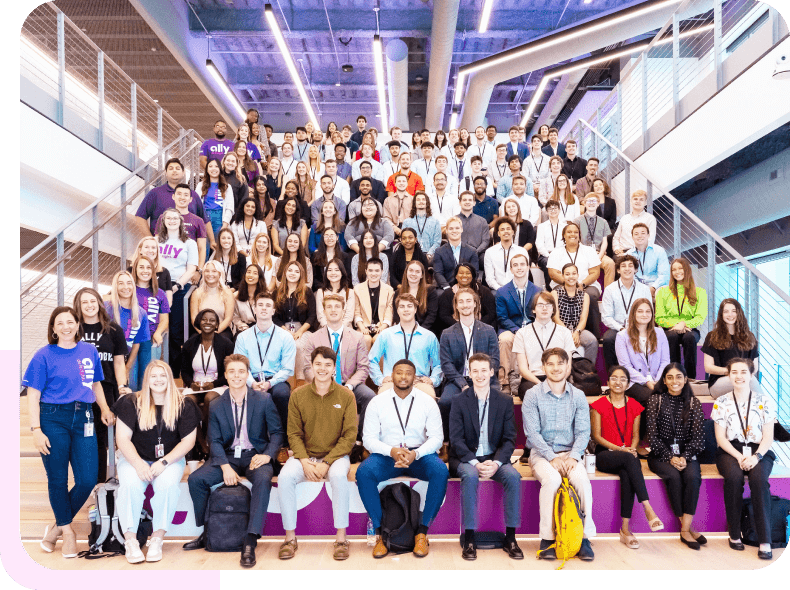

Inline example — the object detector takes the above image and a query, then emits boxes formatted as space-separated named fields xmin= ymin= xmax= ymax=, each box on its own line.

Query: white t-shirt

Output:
xmin=427 ymin=188 xmax=461 ymax=227
xmin=159 ymin=236 xmax=198 ymax=281
xmin=547 ymin=243 xmax=602 ymax=293
xmin=499 ymin=193 xmax=540 ymax=227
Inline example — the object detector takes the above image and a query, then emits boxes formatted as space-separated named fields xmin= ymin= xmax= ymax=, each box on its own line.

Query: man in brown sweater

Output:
xmin=277 ymin=346 xmax=358 ymax=561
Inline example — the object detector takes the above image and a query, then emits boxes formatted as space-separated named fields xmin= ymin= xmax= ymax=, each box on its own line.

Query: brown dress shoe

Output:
xmin=413 ymin=533 xmax=430 ymax=557
xmin=278 ymin=538 xmax=298 ymax=559
xmin=372 ymin=537 xmax=388 ymax=559
xmin=333 ymin=540 xmax=350 ymax=561
xmin=277 ymin=447 xmax=290 ymax=464
xmin=438 ymin=443 xmax=449 ymax=463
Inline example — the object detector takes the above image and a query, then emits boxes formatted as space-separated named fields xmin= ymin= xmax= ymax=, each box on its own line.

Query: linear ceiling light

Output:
xmin=264 ymin=3 xmax=319 ymax=128
xmin=453 ymin=0 xmax=683 ymax=105
xmin=518 ymin=22 xmax=715 ymax=127
xmin=205 ymin=59 xmax=247 ymax=121
xmin=373 ymin=35 xmax=389 ymax=133
xmin=479 ymin=0 xmax=495 ymax=33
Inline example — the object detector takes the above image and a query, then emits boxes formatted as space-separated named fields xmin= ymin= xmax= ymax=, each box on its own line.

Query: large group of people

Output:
xmin=23 ymin=113 xmax=780 ymax=567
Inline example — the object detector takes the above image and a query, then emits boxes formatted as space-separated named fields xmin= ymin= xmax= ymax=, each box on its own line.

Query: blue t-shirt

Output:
xmin=204 ymin=182 xmax=223 ymax=210
xmin=103 ymin=302 xmax=151 ymax=349
xmin=22 ymin=342 xmax=105 ymax=404
xmin=200 ymin=138 xmax=235 ymax=162
xmin=136 ymin=287 xmax=171 ymax=337
xmin=247 ymin=142 xmax=262 ymax=161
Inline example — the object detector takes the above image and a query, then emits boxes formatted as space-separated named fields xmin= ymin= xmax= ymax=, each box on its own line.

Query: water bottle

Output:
xmin=366 ymin=517 xmax=376 ymax=546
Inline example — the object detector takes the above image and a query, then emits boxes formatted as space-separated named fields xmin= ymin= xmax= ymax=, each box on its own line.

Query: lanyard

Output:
xmin=416 ymin=214 xmax=427 ymax=236
xmin=477 ymin=144 xmax=486 ymax=162
xmin=531 ymin=154 xmax=545 ymax=173
xmin=531 ymin=322 xmax=557 ymax=352
xmin=199 ymin=343 xmax=214 ymax=377
xmin=734 ymin=391 xmax=753 ymax=439
xmin=479 ymin=399 xmax=488 ymax=434
xmin=502 ymin=245 xmax=512 ymax=272
xmin=283 ymin=159 xmax=295 ymax=177
xmin=402 ymin=325 xmax=417 ymax=360
xmin=584 ymin=215 xmax=598 ymax=246
xmin=155 ymin=406 xmax=165 ymax=445
xmin=609 ymin=395 xmax=629 ymax=446
xmin=242 ymin=220 xmax=254 ymax=245
xmin=496 ymin=163 xmax=507 ymax=177
xmin=464 ymin=322 xmax=476 ymax=359
xmin=393 ymin=396 xmax=415 ymax=437
xmin=296 ymin=143 xmax=307 ymax=160
xmin=637 ymin=248 xmax=647 ymax=274
xmin=618 ymin=280 xmax=636 ymax=316
xmin=566 ymin=247 xmax=579 ymax=267
xmin=254 ymin=326 xmax=275 ymax=376
xmin=247 ymin=300 xmax=257 ymax=322
xmin=435 ymin=192 xmax=445 ymax=215
xmin=550 ymin=223 xmax=559 ymax=249
xmin=677 ymin=294 xmax=687 ymax=317
xmin=310 ymin=166 xmax=317 ymax=179
xmin=233 ymin=395 xmax=246 ymax=442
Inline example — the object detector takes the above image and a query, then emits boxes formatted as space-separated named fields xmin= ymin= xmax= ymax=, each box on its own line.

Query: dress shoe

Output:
xmin=40 ymin=523 xmax=61 ymax=553
xmin=502 ymin=539 xmax=524 ymax=560
xmin=537 ymin=539 xmax=556 ymax=560
xmin=438 ymin=443 xmax=449 ymax=463
xmin=728 ymin=538 xmax=745 ymax=551
xmin=577 ymin=538 xmax=595 ymax=561
xmin=372 ymin=537 xmax=389 ymax=559
xmin=519 ymin=451 xmax=530 ymax=464
xmin=680 ymin=534 xmax=700 ymax=550
xmin=61 ymin=532 xmax=78 ymax=559
xmin=333 ymin=540 xmax=350 ymax=561
xmin=183 ymin=532 xmax=206 ymax=550
xmin=461 ymin=541 xmax=477 ymax=561
xmin=413 ymin=533 xmax=430 ymax=557
xmin=240 ymin=544 xmax=257 ymax=567
xmin=693 ymin=532 xmax=707 ymax=545
xmin=758 ymin=548 xmax=773 ymax=560
xmin=277 ymin=447 xmax=290 ymax=464
xmin=278 ymin=538 xmax=298 ymax=559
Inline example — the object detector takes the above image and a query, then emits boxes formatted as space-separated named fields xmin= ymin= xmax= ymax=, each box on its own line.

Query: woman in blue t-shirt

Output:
xmin=132 ymin=256 xmax=170 ymax=364
xmin=22 ymin=306 xmax=114 ymax=558
xmin=105 ymin=270 xmax=151 ymax=391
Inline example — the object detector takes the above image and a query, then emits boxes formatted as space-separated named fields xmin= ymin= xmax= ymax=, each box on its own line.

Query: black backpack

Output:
xmin=379 ymin=483 xmax=421 ymax=554
xmin=569 ymin=356 xmax=602 ymax=396
xmin=741 ymin=495 xmax=790 ymax=549
xmin=205 ymin=484 xmax=251 ymax=552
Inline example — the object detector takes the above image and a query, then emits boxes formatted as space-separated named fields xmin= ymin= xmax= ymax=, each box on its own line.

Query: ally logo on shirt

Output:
xmin=160 ymin=244 xmax=183 ymax=259
xmin=145 ymin=296 xmax=160 ymax=325
xmin=79 ymin=357 xmax=95 ymax=389
xmin=125 ymin=318 xmax=141 ymax=348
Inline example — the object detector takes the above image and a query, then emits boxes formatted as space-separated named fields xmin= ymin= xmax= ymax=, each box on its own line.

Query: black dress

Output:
xmin=311 ymin=249 xmax=349 ymax=293
xmin=393 ymin=286 xmax=439 ymax=332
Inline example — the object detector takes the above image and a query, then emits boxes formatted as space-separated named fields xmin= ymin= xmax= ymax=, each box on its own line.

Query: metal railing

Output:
xmin=579 ymin=119 xmax=790 ymax=462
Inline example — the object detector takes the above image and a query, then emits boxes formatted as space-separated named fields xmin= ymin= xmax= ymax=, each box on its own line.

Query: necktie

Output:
xmin=520 ymin=289 xmax=527 ymax=325
xmin=332 ymin=332 xmax=342 ymax=384
xmin=458 ymin=161 xmax=464 ymax=181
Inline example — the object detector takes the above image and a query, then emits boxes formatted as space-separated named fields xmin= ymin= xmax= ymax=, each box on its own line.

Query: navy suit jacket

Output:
xmin=433 ymin=243 xmax=479 ymax=289
xmin=542 ymin=142 xmax=567 ymax=159
xmin=506 ymin=142 xmax=529 ymax=161
xmin=207 ymin=387 xmax=284 ymax=466
xmin=448 ymin=387 xmax=517 ymax=474
xmin=439 ymin=320 xmax=500 ymax=391
xmin=495 ymin=280 xmax=541 ymax=335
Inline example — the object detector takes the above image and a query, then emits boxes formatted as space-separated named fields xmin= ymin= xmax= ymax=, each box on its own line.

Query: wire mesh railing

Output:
xmin=579 ymin=119 xmax=790 ymax=462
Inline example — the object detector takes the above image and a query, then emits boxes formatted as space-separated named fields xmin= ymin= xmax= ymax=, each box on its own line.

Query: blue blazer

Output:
xmin=542 ymin=142 xmax=567 ymax=159
xmin=506 ymin=142 xmax=529 ymax=161
xmin=448 ymin=386 xmax=516 ymax=474
xmin=495 ymin=280 xmax=541 ymax=335
xmin=207 ymin=387 xmax=284 ymax=466
xmin=439 ymin=320 xmax=500 ymax=391
xmin=433 ymin=243 xmax=479 ymax=290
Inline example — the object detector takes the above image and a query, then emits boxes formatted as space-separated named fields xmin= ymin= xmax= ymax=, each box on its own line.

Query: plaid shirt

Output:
xmin=522 ymin=380 xmax=590 ymax=461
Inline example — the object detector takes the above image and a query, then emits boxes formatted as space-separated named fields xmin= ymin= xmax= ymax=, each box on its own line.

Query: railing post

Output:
xmin=92 ymin=206 xmax=99 ymax=290
xmin=672 ymin=13 xmax=680 ymax=126
xmin=747 ymin=269 xmax=760 ymax=336
xmin=624 ymin=163 xmax=631 ymax=215
xmin=770 ymin=7 xmax=782 ymax=45
xmin=120 ymin=183 xmax=127 ymax=269
xmin=646 ymin=180 xmax=653 ymax=214
xmin=56 ymin=232 xmax=64 ymax=307
xmin=615 ymin=82 xmax=623 ymax=150
xmin=673 ymin=204 xmax=681 ymax=259
xmin=714 ymin=0 xmax=723 ymax=91
xmin=131 ymin=83 xmax=138 ymax=169
xmin=97 ymin=51 xmax=105 ymax=152
xmin=594 ymin=107 xmax=600 ymax=158
xmin=56 ymin=11 xmax=65 ymax=126
xmin=706 ymin=235 xmax=716 ymax=333
xmin=578 ymin=121 xmax=585 ymax=161
xmin=157 ymin=106 xmax=163 ymax=172
xmin=641 ymin=54 xmax=648 ymax=153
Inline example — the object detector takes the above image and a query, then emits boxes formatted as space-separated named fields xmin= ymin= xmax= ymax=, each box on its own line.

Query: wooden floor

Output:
xmin=22 ymin=534 xmax=783 ymax=570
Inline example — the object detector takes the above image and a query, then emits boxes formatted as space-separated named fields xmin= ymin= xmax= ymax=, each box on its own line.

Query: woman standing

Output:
xmin=106 ymin=270 xmax=151 ymax=391
xmin=712 ymin=358 xmax=776 ymax=560
xmin=133 ymin=237 xmax=173 ymax=300
xmin=459 ymin=128 xmax=471 ymax=148
xmin=433 ymin=130 xmax=448 ymax=152
xmin=189 ymin=259 xmax=236 ymax=341
xmin=230 ymin=196 xmax=266 ymax=258
xmin=441 ymin=129 xmax=460 ymax=160
xmin=552 ymin=263 xmax=598 ymax=363
xmin=293 ymin=161 xmax=316 ymax=206
xmin=232 ymin=264 xmax=267 ymax=334
xmin=73 ymin=288 xmax=129 ymax=484
xmin=538 ymin=156 xmax=564 ymax=207
xmin=114 ymin=360 xmax=200 ymax=563
xmin=249 ymin=233 xmax=279 ymax=292
xmin=196 ymin=159 xmax=234 ymax=240
xmin=307 ymin=144 xmax=324 ymax=181
xmin=703 ymin=299 xmax=761 ymax=398
xmin=221 ymin=151 xmax=249 ymax=210
xmin=350 ymin=229 xmax=390 ymax=286
xmin=314 ymin=259 xmax=356 ymax=329
xmin=311 ymin=228 xmax=348 ymax=292
xmin=210 ymin=227 xmax=247 ymax=290
xmin=251 ymin=176 xmax=276 ymax=231
xmin=435 ymin=263 xmax=497 ymax=334
xmin=393 ymin=260 xmax=438 ymax=331
xmin=271 ymin=195 xmax=309 ymax=256
xmin=273 ymin=261 xmax=317 ymax=382
xmin=646 ymin=363 xmax=706 ymax=549
xmin=274 ymin=179 xmax=311 ymax=227
xmin=25 ymin=307 xmax=114 ymax=558
xmin=591 ymin=366 xmax=664 ymax=549
xmin=655 ymin=257 xmax=707 ymax=379
xmin=538 ymin=124 xmax=550 ymax=146
xmin=132 ymin=256 xmax=170 ymax=364
xmin=235 ymin=122 xmax=261 ymax=161
xmin=276 ymin=233 xmax=313 ymax=289
xmin=589 ymin=178 xmax=617 ymax=233
xmin=235 ymin=141 xmax=263 ymax=185
xmin=389 ymin=227 xmax=429 ymax=289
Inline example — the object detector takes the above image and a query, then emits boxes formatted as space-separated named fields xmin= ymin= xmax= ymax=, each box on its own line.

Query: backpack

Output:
xmin=536 ymin=477 xmax=585 ymax=569
xmin=204 ymin=484 xmax=251 ymax=552
xmin=569 ymin=356 xmax=602 ymax=397
xmin=379 ymin=482 xmax=421 ymax=554
xmin=741 ymin=495 xmax=790 ymax=549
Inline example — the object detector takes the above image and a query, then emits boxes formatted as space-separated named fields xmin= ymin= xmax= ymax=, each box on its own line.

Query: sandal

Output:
xmin=619 ymin=529 xmax=640 ymax=549
xmin=648 ymin=517 xmax=665 ymax=532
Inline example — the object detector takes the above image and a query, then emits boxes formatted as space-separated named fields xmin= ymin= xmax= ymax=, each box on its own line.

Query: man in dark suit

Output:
xmin=350 ymin=163 xmax=387 ymax=206
xmin=184 ymin=354 xmax=283 ymax=567
xmin=505 ymin=125 xmax=529 ymax=162
xmin=433 ymin=216 xmax=479 ymax=290
xmin=438 ymin=288 xmax=499 ymax=443
xmin=449 ymin=353 xmax=523 ymax=561
xmin=541 ymin=127 xmax=566 ymax=158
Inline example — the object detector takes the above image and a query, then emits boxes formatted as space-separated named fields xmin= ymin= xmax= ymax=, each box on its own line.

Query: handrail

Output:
xmin=21 ymin=130 xmax=194 ymax=266
xmin=579 ymin=118 xmax=790 ymax=307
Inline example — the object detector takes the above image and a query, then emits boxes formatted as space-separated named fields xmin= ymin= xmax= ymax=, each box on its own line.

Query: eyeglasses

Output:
xmin=535 ymin=303 xmax=553 ymax=309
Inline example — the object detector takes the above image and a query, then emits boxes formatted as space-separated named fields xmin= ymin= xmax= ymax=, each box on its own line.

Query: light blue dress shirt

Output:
xmin=233 ymin=323 xmax=296 ymax=387
xmin=522 ymin=380 xmax=590 ymax=462
xmin=402 ymin=215 xmax=442 ymax=256
xmin=626 ymin=243 xmax=670 ymax=290
xmin=368 ymin=323 xmax=443 ymax=387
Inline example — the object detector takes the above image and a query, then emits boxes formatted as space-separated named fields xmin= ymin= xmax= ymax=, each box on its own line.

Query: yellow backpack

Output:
xmin=536 ymin=476 xmax=585 ymax=569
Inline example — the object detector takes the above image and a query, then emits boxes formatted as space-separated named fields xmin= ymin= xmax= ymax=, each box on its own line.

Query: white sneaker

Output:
xmin=125 ymin=539 xmax=145 ymax=564
xmin=145 ymin=537 xmax=164 ymax=562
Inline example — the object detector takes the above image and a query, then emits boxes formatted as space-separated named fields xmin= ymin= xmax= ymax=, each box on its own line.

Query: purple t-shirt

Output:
xmin=200 ymin=139 xmax=235 ymax=162
xmin=135 ymin=183 xmax=210 ymax=234
xmin=22 ymin=342 xmax=105 ymax=404
xmin=135 ymin=286 xmax=171 ymax=337
xmin=154 ymin=211 xmax=208 ymax=241
xmin=247 ymin=142 xmax=261 ymax=161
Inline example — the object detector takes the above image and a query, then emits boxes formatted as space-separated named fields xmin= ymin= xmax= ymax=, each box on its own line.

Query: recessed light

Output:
xmin=153 ymin=99 xmax=159 ymax=102
xmin=335 ymin=82 xmax=341 ymax=86
xmin=151 ymin=47 xmax=157 ymax=51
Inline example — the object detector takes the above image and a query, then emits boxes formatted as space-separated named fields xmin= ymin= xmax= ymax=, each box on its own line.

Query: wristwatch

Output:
xmin=755 ymin=452 xmax=763 ymax=461
xmin=160 ymin=458 xmax=169 ymax=466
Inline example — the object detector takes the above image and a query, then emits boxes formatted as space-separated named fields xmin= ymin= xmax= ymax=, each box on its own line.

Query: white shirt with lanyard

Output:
xmin=619 ymin=280 xmax=637 ymax=323
xmin=231 ymin=391 xmax=247 ymax=458
xmin=461 ymin=320 xmax=476 ymax=376
xmin=532 ymin=322 xmax=557 ymax=353
xmin=735 ymin=391 xmax=754 ymax=457
xmin=393 ymin=394 xmax=416 ymax=449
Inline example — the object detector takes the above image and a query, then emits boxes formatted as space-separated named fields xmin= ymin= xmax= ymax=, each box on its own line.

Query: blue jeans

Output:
xmin=456 ymin=461 xmax=522 ymax=530
xmin=39 ymin=401 xmax=98 ymax=526
xmin=206 ymin=208 xmax=223 ymax=260
xmin=355 ymin=453 xmax=449 ymax=530
xmin=129 ymin=339 xmax=152 ymax=391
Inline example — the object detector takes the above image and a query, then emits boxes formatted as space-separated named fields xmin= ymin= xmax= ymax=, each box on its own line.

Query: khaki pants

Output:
xmin=378 ymin=380 xmax=436 ymax=399
xmin=497 ymin=331 xmax=516 ymax=385
xmin=600 ymin=255 xmax=616 ymax=287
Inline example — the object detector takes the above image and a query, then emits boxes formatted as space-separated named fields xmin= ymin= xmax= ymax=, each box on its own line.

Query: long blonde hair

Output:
xmin=136 ymin=360 xmax=185 ymax=431
xmin=109 ymin=270 xmax=140 ymax=329
xmin=191 ymin=260 xmax=234 ymax=310
xmin=134 ymin=236 xmax=163 ymax=273
xmin=250 ymin=233 xmax=274 ymax=271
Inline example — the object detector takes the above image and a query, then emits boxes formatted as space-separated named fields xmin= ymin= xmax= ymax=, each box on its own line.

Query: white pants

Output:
xmin=277 ymin=456 xmax=351 ymax=530
xmin=116 ymin=454 xmax=185 ymax=534
xmin=530 ymin=451 xmax=596 ymax=541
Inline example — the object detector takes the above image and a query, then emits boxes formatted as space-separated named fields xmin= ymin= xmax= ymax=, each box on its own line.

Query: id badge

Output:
xmin=742 ymin=446 xmax=752 ymax=458
xmin=84 ymin=422 xmax=94 ymax=437
xmin=155 ymin=444 xmax=165 ymax=458
xmin=234 ymin=445 xmax=242 ymax=459
xmin=671 ymin=443 xmax=680 ymax=456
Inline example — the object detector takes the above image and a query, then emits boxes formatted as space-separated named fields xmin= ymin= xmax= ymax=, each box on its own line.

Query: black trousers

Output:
xmin=602 ymin=328 xmax=619 ymax=370
xmin=537 ymin=256 xmax=552 ymax=292
xmin=93 ymin=382 xmax=119 ymax=483
xmin=596 ymin=449 xmax=649 ymax=519
xmin=517 ymin=374 xmax=547 ymax=400
xmin=625 ymin=383 xmax=652 ymax=441
xmin=168 ymin=288 xmax=188 ymax=379
xmin=647 ymin=457 xmax=701 ymax=518
xmin=716 ymin=443 xmax=775 ymax=544
xmin=665 ymin=328 xmax=700 ymax=379
xmin=188 ymin=450 xmax=275 ymax=536
xmin=583 ymin=286 xmax=602 ymax=340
